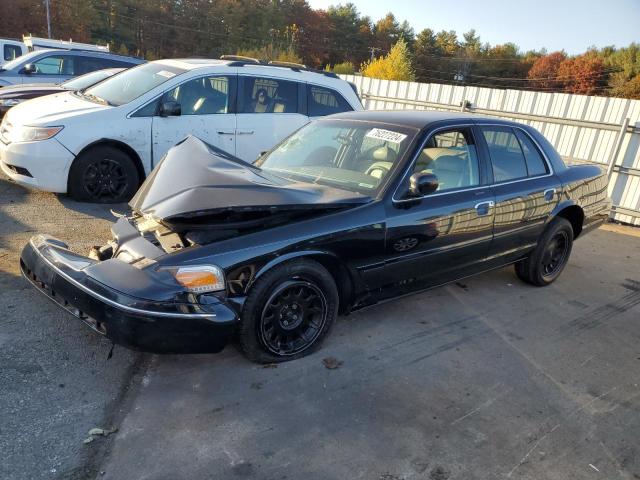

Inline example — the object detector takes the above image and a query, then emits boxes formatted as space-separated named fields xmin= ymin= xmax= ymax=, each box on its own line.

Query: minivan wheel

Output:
xmin=515 ymin=217 xmax=574 ymax=286
xmin=238 ymin=259 xmax=338 ymax=363
xmin=68 ymin=145 xmax=139 ymax=203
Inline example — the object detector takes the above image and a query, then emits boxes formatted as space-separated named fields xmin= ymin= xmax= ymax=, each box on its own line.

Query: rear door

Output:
xmin=235 ymin=75 xmax=307 ymax=162
xmin=151 ymin=74 xmax=237 ymax=163
xmin=478 ymin=124 xmax=560 ymax=263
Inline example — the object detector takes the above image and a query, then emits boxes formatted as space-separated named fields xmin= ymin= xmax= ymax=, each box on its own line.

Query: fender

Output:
xmin=70 ymin=138 xmax=146 ymax=182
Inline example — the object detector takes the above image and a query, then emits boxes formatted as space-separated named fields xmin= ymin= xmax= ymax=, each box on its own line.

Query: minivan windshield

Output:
xmin=80 ymin=62 xmax=186 ymax=106
xmin=256 ymin=120 xmax=417 ymax=195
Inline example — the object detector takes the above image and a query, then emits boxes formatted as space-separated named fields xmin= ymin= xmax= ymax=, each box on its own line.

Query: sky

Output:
xmin=307 ymin=0 xmax=640 ymax=54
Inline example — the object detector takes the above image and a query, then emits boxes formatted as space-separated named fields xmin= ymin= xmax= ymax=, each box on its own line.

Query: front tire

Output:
xmin=515 ymin=217 xmax=574 ymax=286
xmin=68 ymin=145 xmax=139 ymax=203
xmin=239 ymin=259 xmax=338 ymax=363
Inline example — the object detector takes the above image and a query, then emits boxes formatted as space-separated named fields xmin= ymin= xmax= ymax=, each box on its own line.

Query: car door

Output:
xmin=235 ymin=75 xmax=308 ymax=162
xmin=151 ymin=75 xmax=237 ymax=163
xmin=380 ymin=125 xmax=495 ymax=299
xmin=26 ymin=54 xmax=76 ymax=84
xmin=477 ymin=124 xmax=560 ymax=263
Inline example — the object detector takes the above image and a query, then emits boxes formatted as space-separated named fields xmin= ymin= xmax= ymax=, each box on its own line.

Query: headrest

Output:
xmin=372 ymin=145 xmax=397 ymax=162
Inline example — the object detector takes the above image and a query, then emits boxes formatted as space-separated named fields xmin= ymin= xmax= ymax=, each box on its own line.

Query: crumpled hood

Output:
xmin=4 ymin=90 xmax=107 ymax=125
xmin=130 ymin=135 xmax=371 ymax=222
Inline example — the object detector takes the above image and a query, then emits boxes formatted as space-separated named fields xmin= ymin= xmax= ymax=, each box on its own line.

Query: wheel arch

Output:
xmin=252 ymin=251 xmax=356 ymax=314
xmin=70 ymin=139 xmax=146 ymax=189
xmin=550 ymin=201 xmax=585 ymax=239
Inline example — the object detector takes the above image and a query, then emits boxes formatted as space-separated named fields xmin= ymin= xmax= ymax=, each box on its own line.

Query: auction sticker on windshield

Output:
xmin=156 ymin=70 xmax=177 ymax=78
xmin=365 ymin=128 xmax=407 ymax=143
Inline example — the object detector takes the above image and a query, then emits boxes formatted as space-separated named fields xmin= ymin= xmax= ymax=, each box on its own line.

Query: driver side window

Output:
xmin=412 ymin=128 xmax=480 ymax=193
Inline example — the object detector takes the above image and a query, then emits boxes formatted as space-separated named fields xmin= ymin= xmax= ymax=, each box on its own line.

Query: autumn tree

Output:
xmin=558 ymin=53 xmax=607 ymax=95
xmin=362 ymin=37 xmax=414 ymax=81
xmin=527 ymin=51 xmax=567 ymax=89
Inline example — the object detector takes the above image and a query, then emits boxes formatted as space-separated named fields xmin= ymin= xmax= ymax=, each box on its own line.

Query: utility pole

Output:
xmin=44 ymin=0 xmax=52 ymax=39
xmin=368 ymin=46 xmax=381 ymax=62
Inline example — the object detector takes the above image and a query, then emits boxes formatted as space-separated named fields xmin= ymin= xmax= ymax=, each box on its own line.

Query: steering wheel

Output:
xmin=365 ymin=162 xmax=392 ymax=178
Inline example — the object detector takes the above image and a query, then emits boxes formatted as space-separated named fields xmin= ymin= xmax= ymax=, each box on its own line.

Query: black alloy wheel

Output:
xmin=68 ymin=145 xmax=139 ymax=203
xmin=239 ymin=259 xmax=339 ymax=363
xmin=515 ymin=217 xmax=574 ymax=286
xmin=82 ymin=158 xmax=128 ymax=201
xmin=258 ymin=280 xmax=328 ymax=356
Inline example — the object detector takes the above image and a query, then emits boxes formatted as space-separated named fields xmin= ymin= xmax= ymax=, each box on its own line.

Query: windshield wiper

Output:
xmin=81 ymin=92 xmax=113 ymax=106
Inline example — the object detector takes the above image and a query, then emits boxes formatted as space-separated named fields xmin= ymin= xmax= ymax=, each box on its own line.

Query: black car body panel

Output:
xmin=0 ymin=83 xmax=66 ymax=117
xmin=20 ymin=111 xmax=611 ymax=354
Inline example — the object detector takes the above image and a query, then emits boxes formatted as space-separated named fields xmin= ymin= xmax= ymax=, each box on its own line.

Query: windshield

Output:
xmin=62 ymin=68 xmax=122 ymax=90
xmin=1 ymin=50 xmax=43 ymax=70
xmin=81 ymin=62 xmax=186 ymax=106
xmin=256 ymin=120 xmax=417 ymax=195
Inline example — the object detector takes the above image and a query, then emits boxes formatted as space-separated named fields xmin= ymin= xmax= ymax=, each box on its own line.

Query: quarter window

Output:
xmin=240 ymin=77 xmax=298 ymax=113
xmin=32 ymin=55 xmax=75 ymax=75
xmin=481 ymin=126 xmax=528 ymax=182
xmin=411 ymin=128 xmax=480 ymax=192
xmin=308 ymin=85 xmax=352 ymax=116
xmin=514 ymin=129 xmax=548 ymax=176
xmin=165 ymin=76 xmax=230 ymax=115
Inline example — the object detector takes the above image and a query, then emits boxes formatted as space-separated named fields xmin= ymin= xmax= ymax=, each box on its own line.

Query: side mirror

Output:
xmin=409 ymin=172 xmax=439 ymax=197
xmin=159 ymin=100 xmax=181 ymax=117
xmin=21 ymin=63 xmax=36 ymax=75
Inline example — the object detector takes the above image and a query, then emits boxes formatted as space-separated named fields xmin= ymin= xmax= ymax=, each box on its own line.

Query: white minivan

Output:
xmin=0 ymin=58 xmax=362 ymax=202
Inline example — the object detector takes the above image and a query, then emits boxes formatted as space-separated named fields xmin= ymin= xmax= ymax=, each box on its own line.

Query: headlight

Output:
xmin=0 ymin=98 xmax=22 ymax=107
xmin=162 ymin=265 xmax=226 ymax=293
xmin=7 ymin=125 xmax=63 ymax=143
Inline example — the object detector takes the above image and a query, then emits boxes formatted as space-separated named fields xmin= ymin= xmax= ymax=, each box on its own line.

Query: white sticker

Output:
xmin=156 ymin=70 xmax=176 ymax=79
xmin=365 ymin=128 xmax=407 ymax=144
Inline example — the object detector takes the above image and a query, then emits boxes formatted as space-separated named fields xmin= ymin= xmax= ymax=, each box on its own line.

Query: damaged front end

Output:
xmin=20 ymin=135 xmax=369 ymax=353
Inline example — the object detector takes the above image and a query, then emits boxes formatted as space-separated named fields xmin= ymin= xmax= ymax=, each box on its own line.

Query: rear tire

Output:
xmin=515 ymin=217 xmax=574 ymax=286
xmin=68 ymin=145 xmax=139 ymax=203
xmin=238 ymin=259 xmax=338 ymax=364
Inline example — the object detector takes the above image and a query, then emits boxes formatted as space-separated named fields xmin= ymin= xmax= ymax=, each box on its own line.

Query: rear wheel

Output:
xmin=238 ymin=259 xmax=338 ymax=363
xmin=515 ymin=217 xmax=574 ymax=286
xmin=68 ymin=145 xmax=139 ymax=203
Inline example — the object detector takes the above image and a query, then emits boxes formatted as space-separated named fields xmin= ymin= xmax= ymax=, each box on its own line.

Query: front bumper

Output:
xmin=0 ymin=138 xmax=74 ymax=192
xmin=20 ymin=235 xmax=240 ymax=353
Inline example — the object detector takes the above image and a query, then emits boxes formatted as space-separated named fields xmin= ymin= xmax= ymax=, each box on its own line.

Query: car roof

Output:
xmin=25 ymin=48 xmax=142 ymax=61
xmin=326 ymin=110 xmax=519 ymax=129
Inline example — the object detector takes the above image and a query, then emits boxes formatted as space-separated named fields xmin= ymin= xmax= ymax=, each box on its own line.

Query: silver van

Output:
xmin=0 ymin=49 xmax=144 ymax=87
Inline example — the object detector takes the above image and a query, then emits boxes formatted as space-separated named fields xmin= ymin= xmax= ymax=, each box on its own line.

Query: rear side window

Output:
xmin=514 ymin=129 xmax=548 ymax=176
xmin=240 ymin=76 xmax=298 ymax=114
xmin=308 ymin=85 xmax=352 ymax=116
xmin=76 ymin=56 xmax=113 ymax=75
xmin=481 ymin=126 xmax=528 ymax=182
xmin=4 ymin=44 xmax=22 ymax=62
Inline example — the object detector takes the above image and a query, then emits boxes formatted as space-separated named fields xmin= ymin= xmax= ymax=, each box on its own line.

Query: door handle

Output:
xmin=236 ymin=130 xmax=255 ymax=135
xmin=475 ymin=200 xmax=495 ymax=216
xmin=217 ymin=130 xmax=235 ymax=135
xmin=544 ymin=188 xmax=556 ymax=201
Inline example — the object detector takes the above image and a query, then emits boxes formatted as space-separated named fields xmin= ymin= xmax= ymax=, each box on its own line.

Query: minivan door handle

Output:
xmin=475 ymin=200 xmax=495 ymax=216
xmin=544 ymin=188 xmax=556 ymax=201
xmin=236 ymin=130 xmax=255 ymax=135
xmin=217 ymin=130 xmax=235 ymax=135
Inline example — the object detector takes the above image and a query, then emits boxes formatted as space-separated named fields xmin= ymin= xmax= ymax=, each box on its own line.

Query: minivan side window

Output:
xmin=76 ymin=56 xmax=115 ymax=75
xmin=32 ymin=55 xmax=75 ymax=75
xmin=165 ymin=76 xmax=230 ymax=115
xmin=4 ymin=44 xmax=22 ymax=62
xmin=240 ymin=77 xmax=298 ymax=114
xmin=308 ymin=85 xmax=352 ymax=116
xmin=481 ymin=126 xmax=529 ymax=182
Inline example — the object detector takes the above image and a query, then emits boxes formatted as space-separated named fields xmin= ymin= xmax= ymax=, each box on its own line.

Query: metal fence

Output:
xmin=341 ymin=75 xmax=640 ymax=226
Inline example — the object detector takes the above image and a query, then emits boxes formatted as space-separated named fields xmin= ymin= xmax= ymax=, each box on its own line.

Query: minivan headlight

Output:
xmin=161 ymin=265 xmax=226 ymax=293
xmin=8 ymin=125 xmax=63 ymax=143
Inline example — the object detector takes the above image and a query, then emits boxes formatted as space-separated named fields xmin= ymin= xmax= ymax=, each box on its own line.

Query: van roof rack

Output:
xmin=220 ymin=55 xmax=339 ymax=78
